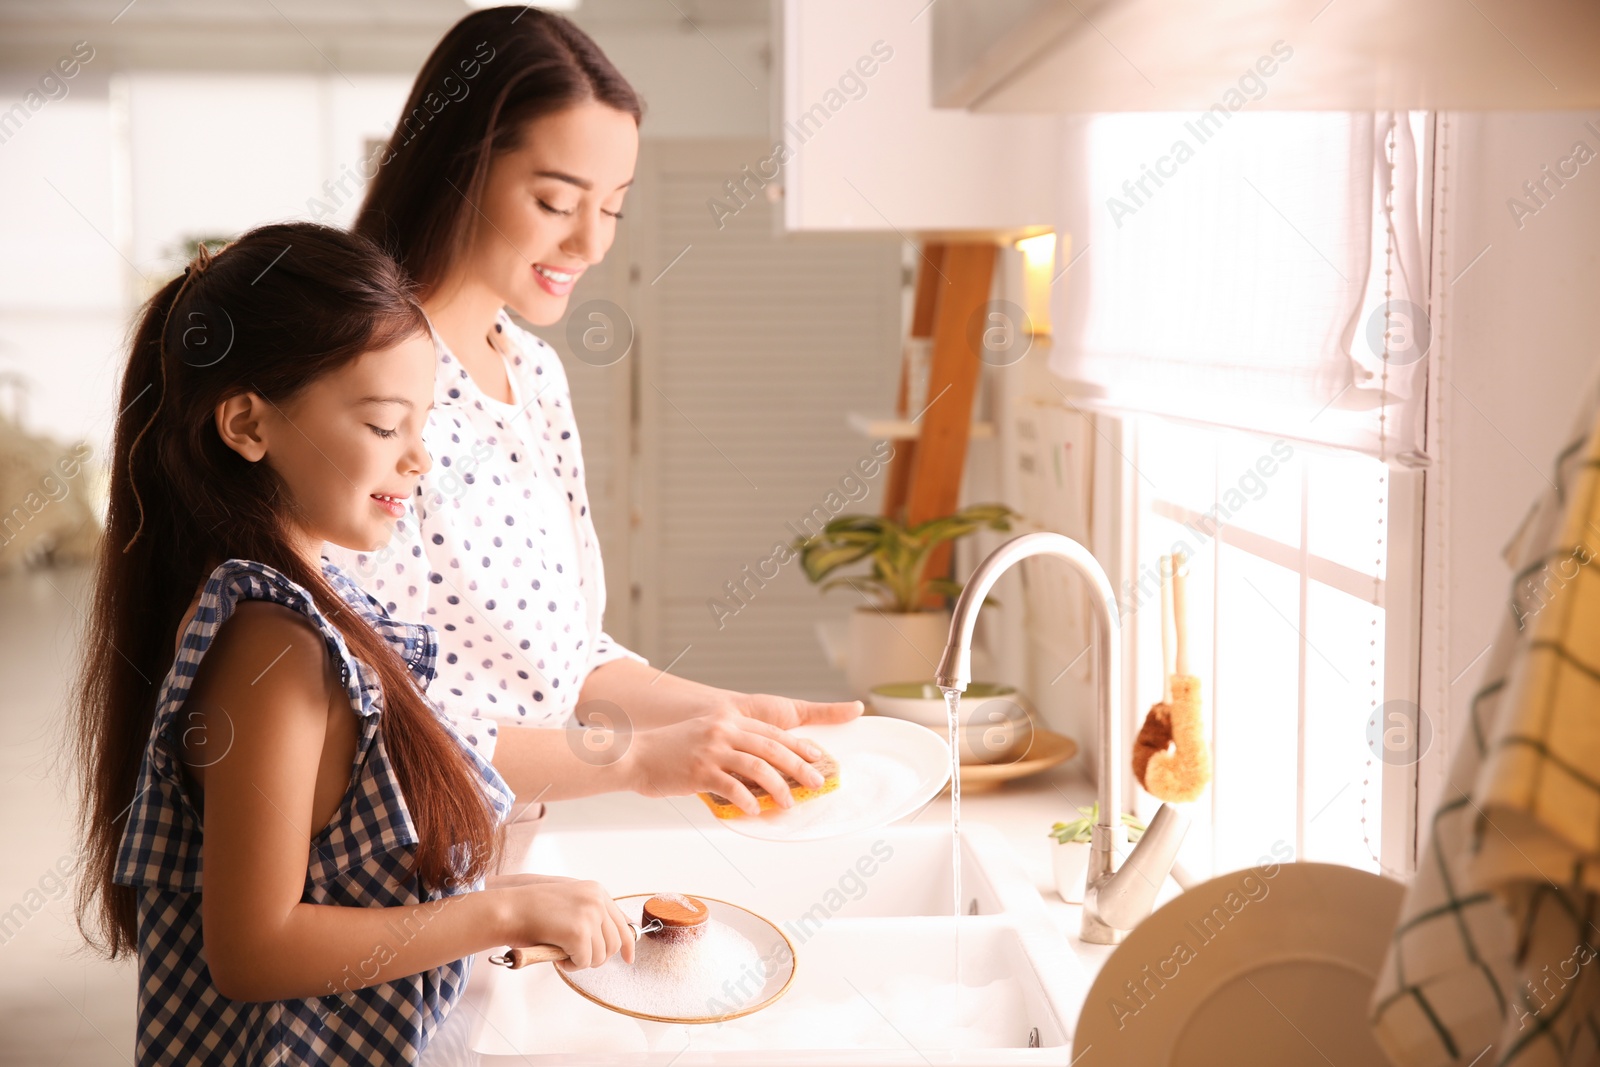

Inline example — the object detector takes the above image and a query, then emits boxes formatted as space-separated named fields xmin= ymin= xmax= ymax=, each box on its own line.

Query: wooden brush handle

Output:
xmin=492 ymin=944 xmax=568 ymax=969
xmin=1172 ymin=551 xmax=1189 ymax=677
xmin=1159 ymin=555 xmax=1174 ymax=702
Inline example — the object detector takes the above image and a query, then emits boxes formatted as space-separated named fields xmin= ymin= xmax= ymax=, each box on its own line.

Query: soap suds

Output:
xmin=565 ymin=905 xmax=771 ymax=1019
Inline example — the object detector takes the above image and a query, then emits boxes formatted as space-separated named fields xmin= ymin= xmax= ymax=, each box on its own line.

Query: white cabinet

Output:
xmin=773 ymin=0 xmax=1059 ymax=234
xmin=928 ymin=0 xmax=1600 ymax=113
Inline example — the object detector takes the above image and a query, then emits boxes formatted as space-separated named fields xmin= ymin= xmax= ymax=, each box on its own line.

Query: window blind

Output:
xmin=1050 ymin=111 xmax=1430 ymax=468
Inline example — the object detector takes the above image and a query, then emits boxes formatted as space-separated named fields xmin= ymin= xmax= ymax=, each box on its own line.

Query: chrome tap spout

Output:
xmin=934 ymin=532 xmax=1189 ymax=944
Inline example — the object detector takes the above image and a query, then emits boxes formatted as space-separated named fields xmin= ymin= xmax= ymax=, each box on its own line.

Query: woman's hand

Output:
xmin=578 ymin=658 xmax=863 ymax=734
xmin=486 ymin=688 xmax=860 ymax=806
xmin=727 ymin=691 xmax=864 ymax=732
xmin=572 ymin=659 xmax=864 ymax=813
xmin=498 ymin=877 xmax=635 ymax=971
xmin=623 ymin=709 xmax=833 ymax=816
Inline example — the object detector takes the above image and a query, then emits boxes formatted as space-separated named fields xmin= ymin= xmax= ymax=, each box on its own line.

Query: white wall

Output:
xmin=1421 ymin=110 xmax=1600 ymax=817
xmin=0 ymin=65 xmax=124 ymax=450
xmin=594 ymin=26 xmax=769 ymax=140
xmin=0 ymin=68 xmax=414 ymax=455
xmin=778 ymin=0 xmax=1059 ymax=233
xmin=125 ymin=73 xmax=411 ymax=260
xmin=0 ymin=24 xmax=769 ymax=458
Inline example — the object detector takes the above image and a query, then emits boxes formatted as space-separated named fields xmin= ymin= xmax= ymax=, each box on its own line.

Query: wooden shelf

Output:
xmin=846 ymin=411 xmax=995 ymax=441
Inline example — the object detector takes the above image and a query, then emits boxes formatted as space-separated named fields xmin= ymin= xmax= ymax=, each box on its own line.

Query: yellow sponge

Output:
xmin=698 ymin=747 xmax=840 ymax=818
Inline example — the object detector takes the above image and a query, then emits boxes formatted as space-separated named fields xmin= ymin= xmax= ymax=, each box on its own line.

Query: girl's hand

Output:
xmin=485 ymin=871 xmax=577 ymax=889
xmin=625 ymin=710 xmax=831 ymax=816
xmin=500 ymin=878 xmax=636 ymax=970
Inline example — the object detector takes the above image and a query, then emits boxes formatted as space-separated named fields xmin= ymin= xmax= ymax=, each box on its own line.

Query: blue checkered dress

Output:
xmin=113 ymin=559 xmax=514 ymax=1065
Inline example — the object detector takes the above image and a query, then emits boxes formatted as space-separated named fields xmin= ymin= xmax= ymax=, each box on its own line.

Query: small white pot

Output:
xmin=1052 ymin=840 xmax=1091 ymax=904
xmin=845 ymin=606 xmax=953 ymax=701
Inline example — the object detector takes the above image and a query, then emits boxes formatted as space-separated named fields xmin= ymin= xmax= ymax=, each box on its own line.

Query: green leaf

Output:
xmin=823 ymin=530 xmax=883 ymax=547
xmin=821 ymin=515 xmax=888 ymax=537
xmin=799 ymin=542 xmax=876 ymax=583
xmin=792 ymin=502 xmax=1019 ymax=611
xmin=1048 ymin=802 xmax=1145 ymax=844
xmin=907 ymin=516 xmax=973 ymax=542
xmin=959 ymin=503 xmax=1017 ymax=525
xmin=907 ymin=504 xmax=1017 ymax=545
xmin=1048 ymin=817 xmax=1093 ymax=844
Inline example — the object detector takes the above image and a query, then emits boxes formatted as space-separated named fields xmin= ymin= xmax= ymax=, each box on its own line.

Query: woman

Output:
xmin=339 ymin=8 xmax=860 ymax=846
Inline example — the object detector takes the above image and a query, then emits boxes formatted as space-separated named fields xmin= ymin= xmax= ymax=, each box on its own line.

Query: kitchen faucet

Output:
xmin=934 ymin=532 xmax=1190 ymax=945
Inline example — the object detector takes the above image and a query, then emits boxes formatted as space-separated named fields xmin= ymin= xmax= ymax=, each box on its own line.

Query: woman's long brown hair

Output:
xmin=355 ymin=5 xmax=642 ymax=295
xmin=72 ymin=222 xmax=501 ymax=958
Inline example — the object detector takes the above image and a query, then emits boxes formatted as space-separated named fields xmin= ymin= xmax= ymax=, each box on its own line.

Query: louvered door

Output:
xmin=630 ymin=140 xmax=902 ymax=697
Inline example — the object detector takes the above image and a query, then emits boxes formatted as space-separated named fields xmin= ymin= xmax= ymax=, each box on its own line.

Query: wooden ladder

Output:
xmin=881 ymin=240 xmax=998 ymax=602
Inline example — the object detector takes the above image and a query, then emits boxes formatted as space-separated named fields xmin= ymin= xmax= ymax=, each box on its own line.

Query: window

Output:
xmin=1128 ymin=415 xmax=1415 ymax=879
xmin=1051 ymin=111 xmax=1431 ymax=466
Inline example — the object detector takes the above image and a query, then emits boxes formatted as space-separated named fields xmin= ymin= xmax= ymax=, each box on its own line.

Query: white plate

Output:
xmin=1074 ymin=861 xmax=1405 ymax=1066
xmin=557 ymin=894 xmax=796 ymax=1024
xmin=708 ymin=717 xmax=952 ymax=843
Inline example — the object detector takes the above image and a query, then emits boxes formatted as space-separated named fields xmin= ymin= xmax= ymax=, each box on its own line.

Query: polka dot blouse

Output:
xmin=326 ymin=310 xmax=645 ymax=762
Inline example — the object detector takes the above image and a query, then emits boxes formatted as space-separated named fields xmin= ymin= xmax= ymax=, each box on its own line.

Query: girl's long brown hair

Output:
xmin=72 ymin=222 xmax=501 ymax=957
xmin=355 ymin=5 xmax=642 ymax=295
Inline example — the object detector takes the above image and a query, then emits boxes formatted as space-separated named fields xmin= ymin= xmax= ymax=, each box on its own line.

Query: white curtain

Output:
xmin=1049 ymin=111 xmax=1430 ymax=468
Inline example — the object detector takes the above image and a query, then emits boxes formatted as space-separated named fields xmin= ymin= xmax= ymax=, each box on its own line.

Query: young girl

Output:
xmin=71 ymin=222 xmax=632 ymax=1065
xmin=343 ymin=6 xmax=860 ymax=849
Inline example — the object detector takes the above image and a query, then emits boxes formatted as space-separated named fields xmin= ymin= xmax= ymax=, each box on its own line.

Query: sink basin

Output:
xmin=518 ymin=823 xmax=1022 ymax=919
xmin=469 ymin=823 xmax=1093 ymax=1064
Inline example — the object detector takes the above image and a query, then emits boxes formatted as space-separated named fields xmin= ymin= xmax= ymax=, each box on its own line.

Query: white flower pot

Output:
xmin=1052 ymin=840 xmax=1091 ymax=904
xmin=845 ymin=606 xmax=953 ymax=701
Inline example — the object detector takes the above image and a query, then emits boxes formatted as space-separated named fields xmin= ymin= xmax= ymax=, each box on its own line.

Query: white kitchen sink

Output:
xmin=520 ymin=823 xmax=1024 ymax=919
xmin=469 ymin=823 xmax=1090 ymax=1064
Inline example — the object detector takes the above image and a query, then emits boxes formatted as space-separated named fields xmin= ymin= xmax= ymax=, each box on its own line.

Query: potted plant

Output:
xmin=1048 ymin=803 xmax=1147 ymax=905
xmin=793 ymin=503 xmax=1015 ymax=699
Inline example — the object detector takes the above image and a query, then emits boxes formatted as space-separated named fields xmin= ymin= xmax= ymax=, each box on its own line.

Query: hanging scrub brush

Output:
xmin=1143 ymin=551 xmax=1211 ymax=803
xmin=1132 ymin=554 xmax=1175 ymax=789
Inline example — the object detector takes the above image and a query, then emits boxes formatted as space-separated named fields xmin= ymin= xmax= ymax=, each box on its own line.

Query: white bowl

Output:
xmin=868 ymin=682 xmax=1035 ymax=764
xmin=868 ymin=681 xmax=1008 ymax=727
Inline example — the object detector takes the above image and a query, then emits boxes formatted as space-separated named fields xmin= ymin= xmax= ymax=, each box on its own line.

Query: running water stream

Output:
xmin=941 ymin=686 xmax=964 ymax=994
